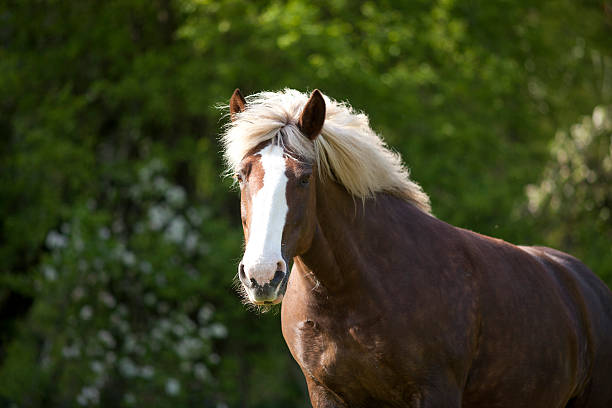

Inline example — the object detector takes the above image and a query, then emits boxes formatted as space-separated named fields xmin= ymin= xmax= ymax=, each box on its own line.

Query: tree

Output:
xmin=525 ymin=105 xmax=612 ymax=282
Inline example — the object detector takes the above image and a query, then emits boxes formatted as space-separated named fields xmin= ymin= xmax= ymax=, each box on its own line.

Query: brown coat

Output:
xmin=281 ymin=180 xmax=612 ymax=407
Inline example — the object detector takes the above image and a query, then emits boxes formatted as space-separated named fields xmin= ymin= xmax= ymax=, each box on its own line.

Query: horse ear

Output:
xmin=298 ymin=89 xmax=326 ymax=140
xmin=230 ymin=88 xmax=246 ymax=121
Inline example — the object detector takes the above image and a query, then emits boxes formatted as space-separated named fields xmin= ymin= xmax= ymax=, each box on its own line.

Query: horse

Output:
xmin=221 ymin=88 xmax=612 ymax=407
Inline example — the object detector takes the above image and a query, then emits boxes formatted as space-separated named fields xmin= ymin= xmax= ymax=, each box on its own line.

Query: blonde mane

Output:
xmin=220 ymin=89 xmax=431 ymax=213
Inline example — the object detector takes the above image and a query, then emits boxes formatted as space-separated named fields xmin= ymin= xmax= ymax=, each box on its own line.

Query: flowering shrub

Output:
xmin=2 ymin=159 xmax=233 ymax=407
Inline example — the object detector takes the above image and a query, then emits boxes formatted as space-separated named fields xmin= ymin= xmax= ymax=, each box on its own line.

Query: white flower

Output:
xmin=177 ymin=314 xmax=196 ymax=331
xmin=151 ymin=327 xmax=164 ymax=342
xmin=99 ymin=291 xmax=116 ymax=308
xmin=123 ymin=335 xmax=137 ymax=353
xmin=153 ymin=176 xmax=170 ymax=192
xmin=194 ymin=363 xmax=211 ymax=382
xmin=592 ymin=105 xmax=608 ymax=129
xmin=42 ymin=265 xmax=57 ymax=281
xmin=172 ymin=323 xmax=186 ymax=337
xmin=175 ymin=338 xmax=203 ymax=359
xmin=140 ymin=365 xmax=155 ymax=379
xmin=198 ymin=327 xmax=211 ymax=338
xmin=184 ymin=233 xmax=198 ymax=252
xmin=62 ymin=344 xmax=81 ymax=359
xmin=121 ymin=251 xmax=136 ymax=266
xmin=198 ymin=305 xmax=214 ymax=323
xmin=76 ymin=386 xmax=99 ymax=406
xmin=119 ymin=357 xmax=138 ymax=378
xmin=98 ymin=227 xmax=110 ymax=240
xmin=165 ymin=217 xmax=187 ymax=243
xmin=186 ymin=208 xmax=203 ymax=225
xmin=165 ymin=378 xmax=181 ymax=396
xmin=80 ymin=305 xmax=93 ymax=320
xmin=98 ymin=330 xmax=116 ymax=349
xmin=159 ymin=318 xmax=172 ymax=332
xmin=46 ymin=231 xmax=67 ymax=249
xmin=167 ymin=186 xmax=186 ymax=207
xmin=90 ymin=360 xmax=104 ymax=374
xmin=110 ymin=312 xmax=129 ymax=333
xmin=209 ymin=323 xmax=228 ymax=338
xmin=149 ymin=205 xmax=172 ymax=230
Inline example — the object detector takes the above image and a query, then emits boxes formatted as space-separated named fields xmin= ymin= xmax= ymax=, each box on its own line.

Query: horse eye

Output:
xmin=300 ymin=175 xmax=311 ymax=186
xmin=235 ymin=173 xmax=243 ymax=183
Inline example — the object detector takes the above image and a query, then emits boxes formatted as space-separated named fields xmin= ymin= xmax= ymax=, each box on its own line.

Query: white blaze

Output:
xmin=242 ymin=144 xmax=288 ymax=284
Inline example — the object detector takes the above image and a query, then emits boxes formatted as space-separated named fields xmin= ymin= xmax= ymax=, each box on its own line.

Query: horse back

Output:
xmin=518 ymin=245 xmax=612 ymax=407
xmin=458 ymin=226 xmax=612 ymax=407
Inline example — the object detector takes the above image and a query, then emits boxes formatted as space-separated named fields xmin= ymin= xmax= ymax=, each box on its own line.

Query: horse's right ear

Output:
xmin=298 ymin=89 xmax=326 ymax=140
xmin=230 ymin=88 xmax=246 ymax=121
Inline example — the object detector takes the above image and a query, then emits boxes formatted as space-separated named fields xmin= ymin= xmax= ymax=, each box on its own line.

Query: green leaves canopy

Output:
xmin=0 ymin=0 xmax=610 ymax=406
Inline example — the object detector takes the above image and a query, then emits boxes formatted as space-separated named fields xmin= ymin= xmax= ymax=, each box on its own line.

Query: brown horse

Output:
xmin=222 ymin=88 xmax=612 ymax=407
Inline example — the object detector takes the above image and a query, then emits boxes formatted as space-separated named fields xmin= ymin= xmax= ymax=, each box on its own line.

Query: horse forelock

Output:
xmin=221 ymin=88 xmax=432 ymax=214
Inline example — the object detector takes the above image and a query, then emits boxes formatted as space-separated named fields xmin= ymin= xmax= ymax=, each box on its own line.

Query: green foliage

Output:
xmin=525 ymin=106 xmax=612 ymax=282
xmin=0 ymin=158 xmax=239 ymax=407
xmin=0 ymin=0 xmax=610 ymax=406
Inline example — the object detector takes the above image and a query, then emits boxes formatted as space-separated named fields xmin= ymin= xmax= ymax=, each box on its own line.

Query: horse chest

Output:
xmin=291 ymin=317 xmax=401 ymax=397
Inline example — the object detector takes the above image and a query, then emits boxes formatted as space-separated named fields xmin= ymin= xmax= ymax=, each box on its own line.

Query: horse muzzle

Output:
xmin=238 ymin=260 xmax=288 ymax=304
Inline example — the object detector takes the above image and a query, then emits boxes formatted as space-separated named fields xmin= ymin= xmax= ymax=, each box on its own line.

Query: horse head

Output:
xmin=229 ymin=89 xmax=326 ymax=305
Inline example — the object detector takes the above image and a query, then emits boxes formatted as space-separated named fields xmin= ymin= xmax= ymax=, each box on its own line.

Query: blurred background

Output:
xmin=0 ymin=0 xmax=611 ymax=407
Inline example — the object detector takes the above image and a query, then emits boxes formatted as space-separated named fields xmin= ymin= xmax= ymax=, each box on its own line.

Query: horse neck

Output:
xmin=293 ymin=179 xmax=427 ymax=299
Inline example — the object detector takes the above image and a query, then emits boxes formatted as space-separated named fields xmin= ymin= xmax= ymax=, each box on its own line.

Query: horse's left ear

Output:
xmin=230 ymin=88 xmax=246 ymax=121
xmin=298 ymin=89 xmax=326 ymax=140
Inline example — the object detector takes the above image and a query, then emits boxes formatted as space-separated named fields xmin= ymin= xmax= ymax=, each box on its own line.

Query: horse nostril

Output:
xmin=239 ymin=263 xmax=248 ymax=284
xmin=270 ymin=270 xmax=284 ymax=287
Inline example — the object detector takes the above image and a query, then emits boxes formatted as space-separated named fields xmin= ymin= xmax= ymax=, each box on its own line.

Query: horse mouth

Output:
xmin=254 ymin=296 xmax=283 ymax=306
xmin=251 ymin=293 xmax=283 ymax=306
xmin=248 ymin=269 xmax=289 ymax=305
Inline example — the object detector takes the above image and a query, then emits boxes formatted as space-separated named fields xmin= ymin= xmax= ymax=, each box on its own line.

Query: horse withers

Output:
xmin=221 ymin=88 xmax=612 ymax=407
